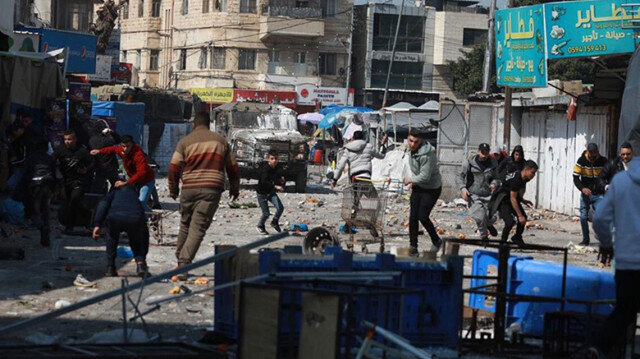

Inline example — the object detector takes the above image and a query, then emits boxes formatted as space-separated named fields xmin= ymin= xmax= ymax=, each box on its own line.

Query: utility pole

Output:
xmin=503 ymin=0 xmax=515 ymax=151
xmin=345 ymin=5 xmax=354 ymax=94
xmin=381 ymin=0 xmax=406 ymax=108
xmin=482 ymin=0 xmax=497 ymax=93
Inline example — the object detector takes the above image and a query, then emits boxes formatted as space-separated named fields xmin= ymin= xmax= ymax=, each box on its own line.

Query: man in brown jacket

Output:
xmin=169 ymin=112 xmax=240 ymax=279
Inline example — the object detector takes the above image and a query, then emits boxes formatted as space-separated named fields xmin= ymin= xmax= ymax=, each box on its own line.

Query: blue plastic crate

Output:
xmin=214 ymin=245 xmax=463 ymax=348
xmin=469 ymin=249 xmax=615 ymax=337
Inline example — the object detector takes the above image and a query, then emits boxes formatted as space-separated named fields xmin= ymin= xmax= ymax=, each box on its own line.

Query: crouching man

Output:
xmin=92 ymin=183 xmax=150 ymax=278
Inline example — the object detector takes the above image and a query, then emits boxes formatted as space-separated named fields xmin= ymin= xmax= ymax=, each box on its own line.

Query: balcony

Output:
xmin=260 ymin=3 xmax=325 ymax=41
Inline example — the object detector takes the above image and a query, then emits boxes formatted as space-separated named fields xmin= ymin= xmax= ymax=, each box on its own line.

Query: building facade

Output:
xmin=117 ymin=0 xmax=352 ymax=91
xmin=352 ymin=1 xmax=488 ymax=105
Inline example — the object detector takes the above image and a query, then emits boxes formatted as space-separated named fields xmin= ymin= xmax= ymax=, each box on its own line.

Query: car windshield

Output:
xmin=231 ymin=110 xmax=297 ymax=130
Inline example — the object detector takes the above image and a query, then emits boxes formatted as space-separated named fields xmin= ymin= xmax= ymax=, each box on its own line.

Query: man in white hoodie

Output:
xmin=593 ymin=156 xmax=640 ymax=356
xmin=331 ymin=131 xmax=386 ymax=234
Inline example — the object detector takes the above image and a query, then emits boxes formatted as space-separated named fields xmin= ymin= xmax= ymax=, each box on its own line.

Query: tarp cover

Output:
xmin=619 ymin=46 xmax=640 ymax=150
xmin=92 ymin=101 xmax=145 ymax=145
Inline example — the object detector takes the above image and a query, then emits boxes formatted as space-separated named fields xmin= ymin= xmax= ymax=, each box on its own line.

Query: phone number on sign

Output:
xmin=568 ymin=44 xmax=607 ymax=54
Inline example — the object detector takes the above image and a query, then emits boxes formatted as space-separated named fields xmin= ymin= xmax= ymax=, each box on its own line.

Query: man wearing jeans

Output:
xmin=90 ymin=135 xmax=155 ymax=212
xmin=92 ymin=184 xmax=150 ymax=277
xmin=169 ymin=112 xmax=239 ymax=280
xmin=256 ymin=150 xmax=284 ymax=235
xmin=573 ymin=143 xmax=607 ymax=245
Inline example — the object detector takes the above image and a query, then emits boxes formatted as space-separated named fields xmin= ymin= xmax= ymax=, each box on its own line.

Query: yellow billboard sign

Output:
xmin=190 ymin=88 xmax=234 ymax=103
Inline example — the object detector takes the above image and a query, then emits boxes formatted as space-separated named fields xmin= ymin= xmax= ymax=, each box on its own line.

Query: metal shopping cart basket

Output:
xmin=303 ymin=177 xmax=391 ymax=255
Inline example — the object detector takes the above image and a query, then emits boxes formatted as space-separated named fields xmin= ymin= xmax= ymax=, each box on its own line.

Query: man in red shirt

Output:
xmin=90 ymin=135 xmax=155 ymax=212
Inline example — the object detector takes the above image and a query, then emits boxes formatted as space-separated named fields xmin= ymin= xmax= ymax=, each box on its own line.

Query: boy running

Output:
xmin=256 ymin=150 xmax=285 ymax=235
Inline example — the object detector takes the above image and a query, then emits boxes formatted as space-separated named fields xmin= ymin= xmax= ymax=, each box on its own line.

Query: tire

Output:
xmin=295 ymin=170 xmax=307 ymax=193
xmin=303 ymin=227 xmax=340 ymax=255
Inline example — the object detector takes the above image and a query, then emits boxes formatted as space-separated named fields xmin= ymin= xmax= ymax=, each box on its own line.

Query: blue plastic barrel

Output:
xmin=469 ymin=249 xmax=615 ymax=337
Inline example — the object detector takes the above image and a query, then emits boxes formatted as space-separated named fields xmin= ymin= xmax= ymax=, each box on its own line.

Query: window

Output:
xmin=182 ymin=0 xmax=189 ymax=14
xmin=296 ymin=0 xmax=309 ymax=8
xmin=322 ymin=0 xmax=336 ymax=17
xmin=152 ymin=0 xmax=161 ymax=17
xmin=122 ymin=50 xmax=127 ymax=63
xmin=210 ymin=47 xmax=226 ymax=69
xmin=463 ymin=28 xmax=487 ymax=47
xmin=150 ymin=50 xmax=160 ymax=70
xmin=136 ymin=49 xmax=142 ymax=69
xmin=122 ymin=2 xmax=129 ymax=19
xmin=319 ymin=53 xmax=336 ymax=75
xmin=203 ymin=0 xmax=210 ymax=12
xmin=239 ymin=0 xmax=256 ymax=13
xmin=370 ymin=60 xmax=423 ymax=90
xmin=64 ymin=3 xmax=92 ymax=31
xmin=238 ymin=49 xmax=256 ymax=70
xmin=178 ymin=49 xmax=187 ymax=70
xmin=269 ymin=50 xmax=280 ymax=63
xmin=199 ymin=47 xmax=208 ymax=69
xmin=295 ymin=52 xmax=306 ymax=64
xmin=138 ymin=0 xmax=144 ymax=17
xmin=214 ymin=0 xmax=227 ymax=11
xmin=373 ymin=14 xmax=424 ymax=53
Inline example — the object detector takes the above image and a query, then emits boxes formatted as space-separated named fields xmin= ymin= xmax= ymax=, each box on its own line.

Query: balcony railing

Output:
xmin=267 ymin=62 xmax=315 ymax=76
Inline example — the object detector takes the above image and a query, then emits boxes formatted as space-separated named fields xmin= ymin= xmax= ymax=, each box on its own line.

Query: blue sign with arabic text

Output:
xmin=545 ymin=0 xmax=638 ymax=59
xmin=495 ymin=5 xmax=547 ymax=88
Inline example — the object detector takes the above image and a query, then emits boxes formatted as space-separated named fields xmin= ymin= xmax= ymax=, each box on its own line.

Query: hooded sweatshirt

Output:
xmin=408 ymin=142 xmax=442 ymax=190
xmin=333 ymin=139 xmax=384 ymax=181
xmin=496 ymin=145 xmax=525 ymax=180
xmin=456 ymin=155 xmax=499 ymax=197
xmin=98 ymin=143 xmax=155 ymax=185
xmin=594 ymin=157 xmax=640 ymax=270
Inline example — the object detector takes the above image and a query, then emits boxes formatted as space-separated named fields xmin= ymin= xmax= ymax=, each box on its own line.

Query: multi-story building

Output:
xmin=352 ymin=0 xmax=488 ymax=105
xmin=118 ymin=0 xmax=352 ymax=91
xmin=32 ymin=0 xmax=102 ymax=31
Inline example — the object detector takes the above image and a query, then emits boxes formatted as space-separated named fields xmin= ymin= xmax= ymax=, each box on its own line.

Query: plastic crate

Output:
xmin=214 ymin=246 xmax=463 ymax=348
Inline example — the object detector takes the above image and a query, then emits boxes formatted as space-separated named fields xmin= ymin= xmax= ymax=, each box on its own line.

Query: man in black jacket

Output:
xmin=92 ymin=184 xmax=150 ymax=277
xmin=89 ymin=122 xmax=121 ymax=193
xmin=598 ymin=142 xmax=633 ymax=192
xmin=20 ymin=139 xmax=61 ymax=247
xmin=256 ymin=150 xmax=285 ymax=235
xmin=54 ymin=130 xmax=93 ymax=234
xmin=573 ymin=143 xmax=608 ymax=246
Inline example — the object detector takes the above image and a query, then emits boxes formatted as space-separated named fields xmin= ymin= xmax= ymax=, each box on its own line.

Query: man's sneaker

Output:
xmin=105 ymin=265 xmax=118 ymax=277
xmin=409 ymin=246 xmax=419 ymax=257
xmin=152 ymin=203 xmax=163 ymax=210
xmin=432 ymin=238 xmax=442 ymax=251
xmin=256 ymin=226 xmax=268 ymax=235
xmin=579 ymin=240 xmax=590 ymax=246
xmin=136 ymin=261 xmax=150 ymax=278
xmin=369 ymin=227 xmax=379 ymax=238
xmin=488 ymin=225 xmax=498 ymax=237
xmin=511 ymin=234 xmax=526 ymax=247
xmin=270 ymin=222 xmax=282 ymax=233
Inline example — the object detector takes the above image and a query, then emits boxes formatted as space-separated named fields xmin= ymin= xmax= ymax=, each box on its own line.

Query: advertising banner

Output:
xmin=111 ymin=63 xmax=133 ymax=84
xmin=233 ymin=89 xmax=297 ymax=108
xmin=21 ymin=27 xmax=97 ymax=74
xmin=296 ymin=86 xmax=349 ymax=106
xmin=190 ymin=88 xmax=234 ymax=103
xmin=495 ymin=4 xmax=548 ymax=87
xmin=8 ymin=31 xmax=40 ymax=52
xmin=88 ymin=55 xmax=112 ymax=82
xmin=545 ymin=0 xmax=638 ymax=59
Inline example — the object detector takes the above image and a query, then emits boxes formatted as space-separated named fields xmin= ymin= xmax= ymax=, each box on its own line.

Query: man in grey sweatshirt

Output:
xmin=403 ymin=129 xmax=442 ymax=256
xmin=593 ymin=156 xmax=640 ymax=356
xmin=456 ymin=143 xmax=500 ymax=241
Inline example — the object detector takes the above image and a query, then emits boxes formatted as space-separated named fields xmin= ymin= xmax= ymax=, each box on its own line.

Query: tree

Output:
xmin=448 ymin=43 xmax=498 ymax=97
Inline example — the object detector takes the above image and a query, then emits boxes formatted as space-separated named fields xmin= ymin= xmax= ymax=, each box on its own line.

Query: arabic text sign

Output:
xmin=233 ymin=89 xmax=297 ymax=108
xmin=495 ymin=4 xmax=547 ymax=88
xmin=545 ymin=0 xmax=638 ymax=59
xmin=296 ymin=86 xmax=349 ymax=106
xmin=190 ymin=88 xmax=234 ymax=103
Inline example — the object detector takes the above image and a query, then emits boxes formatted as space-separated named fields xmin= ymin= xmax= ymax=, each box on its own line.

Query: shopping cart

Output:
xmin=304 ymin=177 xmax=390 ymax=254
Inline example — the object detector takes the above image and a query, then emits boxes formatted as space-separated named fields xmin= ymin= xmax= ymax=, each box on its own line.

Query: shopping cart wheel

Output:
xmin=303 ymin=227 xmax=339 ymax=255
